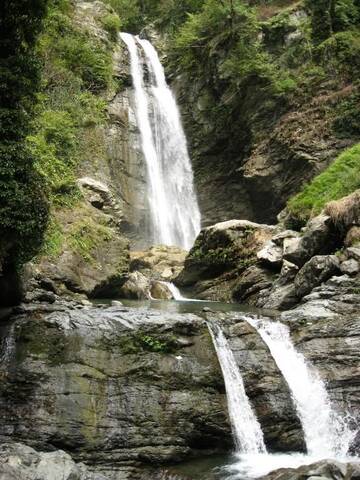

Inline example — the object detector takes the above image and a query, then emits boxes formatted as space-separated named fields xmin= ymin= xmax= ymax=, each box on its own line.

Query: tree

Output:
xmin=0 ymin=0 xmax=50 ymax=303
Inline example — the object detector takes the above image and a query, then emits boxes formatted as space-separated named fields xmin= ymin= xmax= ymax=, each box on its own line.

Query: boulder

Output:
xmin=262 ymin=284 xmax=299 ymax=310
xmin=151 ymin=281 xmax=173 ymax=300
xmin=232 ymin=266 xmax=275 ymax=303
xmin=294 ymin=255 xmax=340 ymax=298
xmin=119 ymin=271 xmax=151 ymax=299
xmin=177 ymin=220 xmax=275 ymax=287
xmin=0 ymin=442 xmax=108 ymax=480
xmin=259 ymin=459 xmax=360 ymax=480
xmin=283 ymin=215 xmax=334 ymax=267
xmin=257 ymin=240 xmax=283 ymax=268
xmin=340 ymin=259 xmax=360 ymax=276
xmin=277 ymin=260 xmax=299 ymax=286
xmin=345 ymin=226 xmax=360 ymax=247
xmin=346 ymin=246 xmax=360 ymax=263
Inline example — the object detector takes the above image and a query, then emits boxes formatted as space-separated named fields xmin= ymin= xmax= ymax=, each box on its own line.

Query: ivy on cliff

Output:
xmin=0 ymin=0 xmax=50 ymax=266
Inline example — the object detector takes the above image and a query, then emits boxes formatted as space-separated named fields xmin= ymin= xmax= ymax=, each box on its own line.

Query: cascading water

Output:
xmin=246 ymin=317 xmax=355 ymax=459
xmin=207 ymin=322 xmax=267 ymax=454
xmin=120 ymin=33 xmax=201 ymax=250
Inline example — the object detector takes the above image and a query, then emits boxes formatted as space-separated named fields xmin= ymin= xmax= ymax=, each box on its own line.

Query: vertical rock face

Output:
xmin=0 ymin=307 xmax=231 ymax=476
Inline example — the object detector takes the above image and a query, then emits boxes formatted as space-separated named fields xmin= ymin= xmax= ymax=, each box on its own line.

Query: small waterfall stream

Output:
xmin=120 ymin=33 xmax=201 ymax=249
xmin=207 ymin=322 xmax=267 ymax=454
xmin=246 ymin=317 xmax=355 ymax=458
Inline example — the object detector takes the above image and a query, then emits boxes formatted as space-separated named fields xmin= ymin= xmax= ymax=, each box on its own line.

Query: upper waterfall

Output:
xmin=120 ymin=33 xmax=201 ymax=250
xmin=207 ymin=322 xmax=267 ymax=454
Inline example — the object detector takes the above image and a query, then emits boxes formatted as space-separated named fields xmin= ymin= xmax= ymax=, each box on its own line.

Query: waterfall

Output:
xmin=120 ymin=33 xmax=201 ymax=250
xmin=161 ymin=282 xmax=187 ymax=301
xmin=207 ymin=322 xmax=267 ymax=454
xmin=246 ymin=317 xmax=354 ymax=458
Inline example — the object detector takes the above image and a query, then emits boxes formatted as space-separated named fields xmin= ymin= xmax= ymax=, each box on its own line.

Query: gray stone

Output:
xmin=257 ymin=240 xmax=283 ymax=268
xmin=119 ymin=271 xmax=151 ymax=299
xmin=0 ymin=442 xmax=109 ymax=480
xmin=283 ymin=215 xmax=333 ymax=267
xmin=340 ymin=259 xmax=360 ymax=276
xmin=346 ymin=247 xmax=360 ymax=263
xmin=262 ymin=284 xmax=298 ymax=310
xmin=277 ymin=260 xmax=299 ymax=286
xmin=294 ymin=255 xmax=340 ymax=298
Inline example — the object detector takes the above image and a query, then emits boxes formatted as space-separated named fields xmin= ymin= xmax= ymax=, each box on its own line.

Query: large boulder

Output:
xmin=176 ymin=220 xmax=275 ymax=288
xmin=294 ymin=255 xmax=340 ymax=298
xmin=0 ymin=443 xmax=108 ymax=480
xmin=119 ymin=271 xmax=151 ymax=299
xmin=36 ymin=203 xmax=130 ymax=298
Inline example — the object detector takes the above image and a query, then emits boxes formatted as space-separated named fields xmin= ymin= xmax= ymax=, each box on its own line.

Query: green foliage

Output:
xmin=0 ymin=0 xmax=50 ymax=266
xmin=38 ymin=218 xmax=64 ymax=258
xmin=333 ymin=90 xmax=360 ymax=138
xmin=101 ymin=12 xmax=122 ymax=42
xmin=317 ymin=31 xmax=360 ymax=79
xmin=137 ymin=334 xmax=178 ymax=353
xmin=287 ymin=143 xmax=360 ymax=222
xmin=69 ymin=219 xmax=114 ymax=262
xmin=305 ymin=0 xmax=360 ymax=44
xmin=105 ymin=0 xmax=141 ymax=32
xmin=30 ymin=1 xmax=108 ymax=213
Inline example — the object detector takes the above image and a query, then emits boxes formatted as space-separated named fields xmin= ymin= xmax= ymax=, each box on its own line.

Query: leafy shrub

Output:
xmin=0 ymin=0 xmax=50 ymax=266
xmin=101 ymin=12 xmax=121 ymax=42
xmin=317 ymin=31 xmax=360 ymax=79
xmin=287 ymin=143 xmax=360 ymax=222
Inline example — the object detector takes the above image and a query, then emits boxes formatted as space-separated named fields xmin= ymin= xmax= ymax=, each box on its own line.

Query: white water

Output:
xmin=207 ymin=322 xmax=267 ymax=454
xmin=121 ymin=33 xmax=201 ymax=249
xmin=246 ymin=317 xmax=355 ymax=459
xmin=161 ymin=282 xmax=187 ymax=301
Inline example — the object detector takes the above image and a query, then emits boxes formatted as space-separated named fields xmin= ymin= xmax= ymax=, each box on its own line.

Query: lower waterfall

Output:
xmin=207 ymin=322 xmax=267 ymax=454
xmin=246 ymin=317 xmax=355 ymax=459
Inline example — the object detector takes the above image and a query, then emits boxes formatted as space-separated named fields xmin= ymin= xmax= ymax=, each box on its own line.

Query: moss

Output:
xmin=287 ymin=143 xmax=360 ymax=222
xmin=16 ymin=321 xmax=83 ymax=366
xmin=68 ymin=218 xmax=114 ymax=262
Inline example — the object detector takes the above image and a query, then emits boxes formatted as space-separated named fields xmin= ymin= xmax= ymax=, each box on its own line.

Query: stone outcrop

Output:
xmin=177 ymin=193 xmax=360 ymax=309
xmin=176 ymin=220 xmax=275 ymax=301
xmin=259 ymin=460 xmax=360 ymax=480
xmin=0 ymin=305 xmax=231 ymax=478
xmin=0 ymin=443 xmax=108 ymax=480
xmin=130 ymin=246 xmax=188 ymax=282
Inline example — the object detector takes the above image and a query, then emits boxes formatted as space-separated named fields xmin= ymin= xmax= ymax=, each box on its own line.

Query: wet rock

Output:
xmin=151 ymin=281 xmax=173 ymax=300
xmin=259 ymin=459 xmax=360 ymax=480
xmin=119 ymin=271 xmax=151 ymax=299
xmin=0 ymin=442 xmax=108 ymax=480
xmin=0 ymin=306 xmax=231 ymax=472
xmin=294 ymin=255 xmax=340 ymax=298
